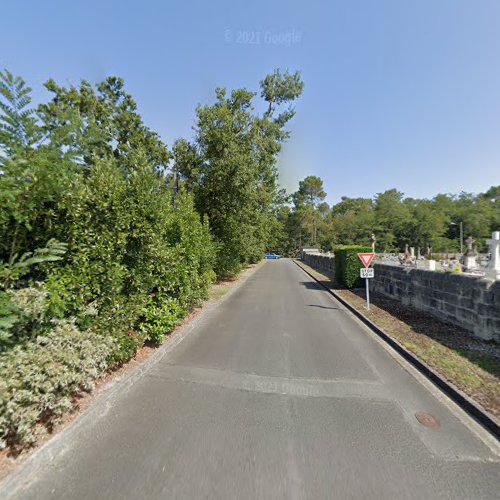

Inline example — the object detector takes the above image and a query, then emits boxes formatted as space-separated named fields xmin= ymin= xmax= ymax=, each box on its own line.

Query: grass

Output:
xmin=209 ymin=285 xmax=230 ymax=300
xmin=296 ymin=260 xmax=500 ymax=419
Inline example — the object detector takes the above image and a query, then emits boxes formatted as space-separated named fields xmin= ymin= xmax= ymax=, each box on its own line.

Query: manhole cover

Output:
xmin=415 ymin=411 xmax=440 ymax=428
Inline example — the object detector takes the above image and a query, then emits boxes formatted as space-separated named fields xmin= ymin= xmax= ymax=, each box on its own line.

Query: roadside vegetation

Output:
xmin=1 ymin=65 xmax=498 ymax=450
xmin=0 ymin=68 xmax=303 ymax=448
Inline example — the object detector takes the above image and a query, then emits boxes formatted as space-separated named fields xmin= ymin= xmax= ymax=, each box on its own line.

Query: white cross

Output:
xmin=486 ymin=231 xmax=500 ymax=277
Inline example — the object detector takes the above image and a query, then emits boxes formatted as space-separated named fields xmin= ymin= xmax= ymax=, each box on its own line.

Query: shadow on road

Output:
xmin=298 ymin=280 xmax=325 ymax=290
xmin=307 ymin=304 xmax=343 ymax=311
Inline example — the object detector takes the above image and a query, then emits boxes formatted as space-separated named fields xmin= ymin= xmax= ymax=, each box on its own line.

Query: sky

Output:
xmin=1 ymin=0 xmax=499 ymax=204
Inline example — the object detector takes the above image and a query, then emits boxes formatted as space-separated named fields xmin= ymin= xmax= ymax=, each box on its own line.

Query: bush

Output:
xmin=140 ymin=297 xmax=186 ymax=343
xmin=0 ymin=320 xmax=114 ymax=448
xmin=0 ymin=72 xmax=222 ymax=446
xmin=334 ymin=245 xmax=372 ymax=289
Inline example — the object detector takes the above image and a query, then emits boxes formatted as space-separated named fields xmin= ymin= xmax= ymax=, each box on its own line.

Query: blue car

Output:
xmin=264 ymin=252 xmax=281 ymax=259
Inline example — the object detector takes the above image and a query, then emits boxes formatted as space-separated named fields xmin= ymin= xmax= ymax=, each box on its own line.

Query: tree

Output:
xmin=373 ymin=189 xmax=411 ymax=251
xmin=0 ymin=70 xmax=40 ymax=158
xmin=409 ymin=200 xmax=447 ymax=250
xmin=180 ymin=70 xmax=304 ymax=276
xmin=260 ymin=69 xmax=304 ymax=119
xmin=292 ymin=176 xmax=327 ymax=245
xmin=330 ymin=197 xmax=374 ymax=247
xmin=38 ymin=77 xmax=170 ymax=172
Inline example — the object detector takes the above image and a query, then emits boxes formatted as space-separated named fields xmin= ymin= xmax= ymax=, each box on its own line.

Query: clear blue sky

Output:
xmin=2 ymin=0 xmax=499 ymax=203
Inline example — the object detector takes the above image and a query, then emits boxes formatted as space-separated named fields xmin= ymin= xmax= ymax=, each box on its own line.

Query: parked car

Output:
xmin=264 ymin=252 xmax=281 ymax=259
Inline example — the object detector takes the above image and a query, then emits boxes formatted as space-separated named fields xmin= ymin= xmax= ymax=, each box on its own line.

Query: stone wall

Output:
xmin=302 ymin=251 xmax=500 ymax=342
xmin=300 ymin=251 xmax=335 ymax=274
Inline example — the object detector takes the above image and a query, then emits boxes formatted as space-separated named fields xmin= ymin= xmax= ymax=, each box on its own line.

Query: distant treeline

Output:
xmin=273 ymin=176 xmax=500 ymax=255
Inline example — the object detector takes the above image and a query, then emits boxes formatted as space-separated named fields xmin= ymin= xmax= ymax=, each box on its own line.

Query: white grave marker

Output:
xmin=486 ymin=231 xmax=500 ymax=279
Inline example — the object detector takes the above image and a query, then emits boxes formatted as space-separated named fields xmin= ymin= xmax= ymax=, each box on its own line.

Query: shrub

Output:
xmin=334 ymin=245 xmax=372 ymax=288
xmin=0 ymin=320 xmax=114 ymax=448
xmin=140 ymin=296 xmax=186 ymax=343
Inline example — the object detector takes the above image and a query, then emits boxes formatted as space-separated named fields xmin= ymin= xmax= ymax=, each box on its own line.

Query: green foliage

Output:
xmin=0 ymin=292 xmax=19 ymax=347
xmin=0 ymin=239 xmax=67 ymax=287
xmin=38 ymin=76 xmax=170 ymax=172
xmin=0 ymin=241 xmax=66 ymax=349
xmin=282 ymin=175 xmax=500 ymax=255
xmin=334 ymin=246 xmax=372 ymax=289
xmin=140 ymin=297 xmax=186 ymax=343
xmin=292 ymin=176 xmax=327 ymax=246
xmin=180 ymin=70 xmax=304 ymax=277
xmin=260 ymin=69 xmax=304 ymax=120
xmin=0 ymin=69 xmax=40 ymax=157
xmin=0 ymin=70 xmax=223 ymax=446
xmin=0 ymin=320 xmax=114 ymax=448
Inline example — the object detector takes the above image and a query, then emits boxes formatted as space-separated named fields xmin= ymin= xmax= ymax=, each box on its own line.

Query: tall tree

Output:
xmin=178 ymin=70 xmax=304 ymax=276
xmin=38 ymin=77 xmax=170 ymax=172
xmin=292 ymin=176 xmax=327 ymax=245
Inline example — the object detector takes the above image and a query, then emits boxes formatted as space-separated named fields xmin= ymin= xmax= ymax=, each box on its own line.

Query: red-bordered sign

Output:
xmin=358 ymin=252 xmax=375 ymax=268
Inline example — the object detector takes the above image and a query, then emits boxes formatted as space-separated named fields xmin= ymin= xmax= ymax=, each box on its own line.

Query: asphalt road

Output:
xmin=3 ymin=259 xmax=500 ymax=499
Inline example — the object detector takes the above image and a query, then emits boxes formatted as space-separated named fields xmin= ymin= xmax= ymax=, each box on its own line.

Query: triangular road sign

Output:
xmin=358 ymin=252 xmax=375 ymax=268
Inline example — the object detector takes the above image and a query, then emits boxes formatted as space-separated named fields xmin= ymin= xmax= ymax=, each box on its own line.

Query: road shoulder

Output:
xmin=294 ymin=259 xmax=500 ymax=442
xmin=0 ymin=261 xmax=264 ymax=486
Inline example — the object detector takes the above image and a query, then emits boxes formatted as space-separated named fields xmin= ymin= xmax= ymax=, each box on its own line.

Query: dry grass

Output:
xmin=296 ymin=260 xmax=500 ymax=419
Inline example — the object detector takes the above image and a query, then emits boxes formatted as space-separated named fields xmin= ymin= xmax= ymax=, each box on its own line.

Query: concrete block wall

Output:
xmin=302 ymin=251 xmax=500 ymax=342
xmin=300 ymin=251 xmax=336 ymax=274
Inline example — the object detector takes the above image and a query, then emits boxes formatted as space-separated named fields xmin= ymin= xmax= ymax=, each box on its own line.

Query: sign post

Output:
xmin=358 ymin=253 xmax=375 ymax=311
xmin=366 ymin=272 xmax=370 ymax=311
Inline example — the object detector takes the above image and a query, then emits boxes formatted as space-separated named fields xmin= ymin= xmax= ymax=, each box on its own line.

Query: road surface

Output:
xmin=3 ymin=259 xmax=500 ymax=499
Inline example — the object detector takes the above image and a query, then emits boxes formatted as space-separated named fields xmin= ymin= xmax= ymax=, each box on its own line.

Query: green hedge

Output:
xmin=334 ymin=245 xmax=372 ymax=289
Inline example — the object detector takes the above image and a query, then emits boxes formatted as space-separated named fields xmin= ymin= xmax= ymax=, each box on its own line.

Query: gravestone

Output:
xmin=399 ymin=244 xmax=415 ymax=266
xmin=461 ymin=236 xmax=479 ymax=272
xmin=417 ymin=259 xmax=436 ymax=271
xmin=485 ymin=231 xmax=500 ymax=279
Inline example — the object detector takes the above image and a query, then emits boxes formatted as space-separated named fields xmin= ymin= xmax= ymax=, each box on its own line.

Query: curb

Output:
xmin=294 ymin=259 xmax=500 ymax=441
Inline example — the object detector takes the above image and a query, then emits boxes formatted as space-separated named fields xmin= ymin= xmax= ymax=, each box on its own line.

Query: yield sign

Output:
xmin=358 ymin=253 xmax=375 ymax=268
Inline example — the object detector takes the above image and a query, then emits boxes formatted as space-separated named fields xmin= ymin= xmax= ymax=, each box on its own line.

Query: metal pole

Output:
xmin=365 ymin=277 xmax=370 ymax=311
xmin=460 ymin=221 xmax=463 ymax=255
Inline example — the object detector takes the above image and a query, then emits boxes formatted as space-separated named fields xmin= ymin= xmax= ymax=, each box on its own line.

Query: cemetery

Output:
xmin=302 ymin=231 xmax=500 ymax=342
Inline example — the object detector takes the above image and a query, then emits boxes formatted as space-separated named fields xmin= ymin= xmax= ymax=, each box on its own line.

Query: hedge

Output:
xmin=334 ymin=245 xmax=372 ymax=289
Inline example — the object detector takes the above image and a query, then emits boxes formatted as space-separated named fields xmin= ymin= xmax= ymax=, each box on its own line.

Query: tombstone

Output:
xmin=461 ymin=236 xmax=478 ymax=272
xmin=371 ymin=233 xmax=376 ymax=253
xmin=417 ymin=258 xmax=436 ymax=271
xmin=417 ymin=247 xmax=422 ymax=259
xmin=426 ymin=245 xmax=432 ymax=257
xmin=485 ymin=231 xmax=500 ymax=279
xmin=400 ymin=244 xmax=416 ymax=266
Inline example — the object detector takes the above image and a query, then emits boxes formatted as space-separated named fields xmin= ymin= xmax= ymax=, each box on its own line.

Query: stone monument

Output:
xmin=485 ymin=231 xmax=500 ymax=279
xmin=461 ymin=236 xmax=479 ymax=272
